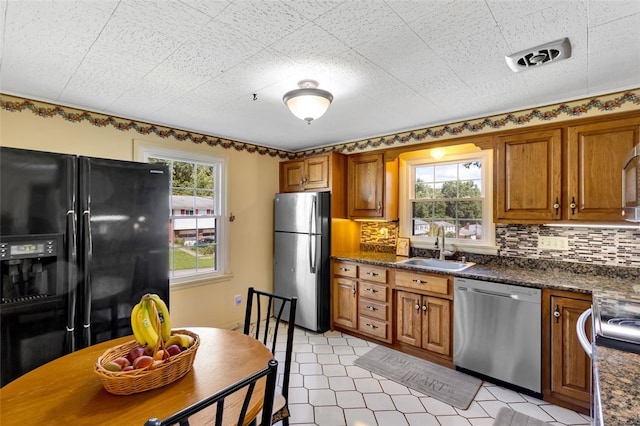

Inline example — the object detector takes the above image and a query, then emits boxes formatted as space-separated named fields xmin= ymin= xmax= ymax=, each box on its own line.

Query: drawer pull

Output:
xmin=415 ymin=303 xmax=420 ymax=312
xmin=422 ymin=304 xmax=427 ymax=314
xmin=339 ymin=267 xmax=350 ymax=272
xmin=412 ymin=279 xmax=427 ymax=284
xmin=365 ymin=323 xmax=378 ymax=329
xmin=366 ymin=271 xmax=379 ymax=277
xmin=366 ymin=305 xmax=378 ymax=311
xmin=365 ymin=287 xmax=378 ymax=293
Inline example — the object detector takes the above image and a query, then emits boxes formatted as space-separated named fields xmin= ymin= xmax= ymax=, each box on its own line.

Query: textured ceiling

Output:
xmin=1 ymin=0 xmax=639 ymax=152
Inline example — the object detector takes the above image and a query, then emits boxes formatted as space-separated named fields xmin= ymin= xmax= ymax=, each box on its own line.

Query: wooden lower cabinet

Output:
xmin=396 ymin=290 xmax=452 ymax=358
xmin=357 ymin=265 xmax=392 ymax=343
xmin=542 ymin=289 xmax=592 ymax=414
xmin=332 ymin=276 xmax=358 ymax=329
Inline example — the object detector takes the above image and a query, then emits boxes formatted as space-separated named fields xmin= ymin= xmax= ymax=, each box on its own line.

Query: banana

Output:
xmin=149 ymin=293 xmax=171 ymax=342
xmin=165 ymin=333 xmax=194 ymax=349
xmin=130 ymin=302 xmax=146 ymax=345
xmin=138 ymin=299 xmax=159 ymax=347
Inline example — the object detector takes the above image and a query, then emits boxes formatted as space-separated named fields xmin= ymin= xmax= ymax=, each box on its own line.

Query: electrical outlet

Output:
xmin=234 ymin=294 xmax=242 ymax=306
xmin=538 ymin=236 xmax=569 ymax=250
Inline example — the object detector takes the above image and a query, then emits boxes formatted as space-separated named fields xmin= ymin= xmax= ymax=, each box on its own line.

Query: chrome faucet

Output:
xmin=435 ymin=224 xmax=454 ymax=260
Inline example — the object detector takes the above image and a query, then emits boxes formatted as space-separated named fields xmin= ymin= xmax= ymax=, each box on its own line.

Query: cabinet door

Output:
xmin=280 ymin=160 xmax=305 ymax=192
xmin=304 ymin=155 xmax=330 ymax=190
xmin=495 ymin=130 xmax=562 ymax=221
xmin=396 ymin=290 xmax=422 ymax=347
xmin=549 ymin=295 xmax=591 ymax=406
xmin=567 ymin=118 xmax=640 ymax=221
xmin=422 ymin=297 xmax=451 ymax=357
xmin=332 ymin=277 xmax=357 ymax=329
xmin=348 ymin=153 xmax=384 ymax=218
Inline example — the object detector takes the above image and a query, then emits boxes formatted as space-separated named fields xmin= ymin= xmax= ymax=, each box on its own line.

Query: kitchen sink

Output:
xmin=395 ymin=257 xmax=475 ymax=272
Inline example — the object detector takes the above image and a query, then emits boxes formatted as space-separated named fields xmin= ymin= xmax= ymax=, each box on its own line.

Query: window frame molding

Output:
xmin=134 ymin=141 xmax=230 ymax=286
xmin=399 ymin=148 xmax=497 ymax=255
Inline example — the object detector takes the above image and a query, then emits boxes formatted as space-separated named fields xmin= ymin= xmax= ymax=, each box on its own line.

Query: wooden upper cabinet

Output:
xmin=347 ymin=152 xmax=398 ymax=220
xmin=280 ymin=159 xmax=306 ymax=192
xmin=279 ymin=152 xmax=347 ymax=218
xmin=566 ymin=117 xmax=640 ymax=221
xmin=494 ymin=129 xmax=563 ymax=222
xmin=494 ymin=115 xmax=640 ymax=223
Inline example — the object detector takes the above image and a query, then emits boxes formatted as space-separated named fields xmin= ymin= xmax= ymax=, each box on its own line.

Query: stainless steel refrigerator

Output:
xmin=274 ymin=192 xmax=330 ymax=332
xmin=0 ymin=147 xmax=169 ymax=386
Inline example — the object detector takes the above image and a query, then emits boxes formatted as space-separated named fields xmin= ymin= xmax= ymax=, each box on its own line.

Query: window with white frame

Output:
xmin=400 ymin=149 xmax=494 ymax=250
xmin=137 ymin=144 xmax=227 ymax=283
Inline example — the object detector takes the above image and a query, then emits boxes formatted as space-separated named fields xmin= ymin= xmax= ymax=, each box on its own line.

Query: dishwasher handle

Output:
xmin=459 ymin=286 xmax=516 ymax=299
xmin=576 ymin=308 xmax=592 ymax=358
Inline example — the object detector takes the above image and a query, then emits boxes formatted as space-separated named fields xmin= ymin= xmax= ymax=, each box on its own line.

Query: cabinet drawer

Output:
xmin=359 ymin=265 xmax=388 ymax=284
xmin=333 ymin=261 xmax=357 ymax=278
xmin=358 ymin=299 xmax=388 ymax=321
xmin=359 ymin=281 xmax=388 ymax=302
xmin=395 ymin=271 xmax=451 ymax=297
xmin=358 ymin=316 xmax=388 ymax=340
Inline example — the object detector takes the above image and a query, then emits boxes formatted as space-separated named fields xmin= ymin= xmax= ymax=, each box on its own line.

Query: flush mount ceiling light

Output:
xmin=283 ymin=79 xmax=333 ymax=124
xmin=505 ymin=38 xmax=571 ymax=72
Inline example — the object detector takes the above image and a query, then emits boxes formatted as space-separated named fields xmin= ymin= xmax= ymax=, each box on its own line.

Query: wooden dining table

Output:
xmin=0 ymin=327 xmax=274 ymax=425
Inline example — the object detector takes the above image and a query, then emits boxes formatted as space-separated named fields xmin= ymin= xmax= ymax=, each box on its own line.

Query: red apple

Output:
xmin=113 ymin=356 xmax=131 ymax=369
xmin=127 ymin=347 xmax=145 ymax=364
xmin=133 ymin=355 xmax=154 ymax=369
xmin=166 ymin=344 xmax=182 ymax=357
xmin=122 ymin=366 xmax=134 ymax=372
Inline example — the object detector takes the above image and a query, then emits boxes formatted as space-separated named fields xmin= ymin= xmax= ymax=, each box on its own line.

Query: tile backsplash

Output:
xmin=496 ymin=224 xmax=640 ymax=268
xmin=359 ymin=222 xmax=640 ymax=268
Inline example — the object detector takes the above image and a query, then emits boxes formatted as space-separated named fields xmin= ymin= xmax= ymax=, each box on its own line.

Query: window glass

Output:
xmin=410 ymin=159 xmax=485 ymax=241
xmin=145 ymin=152 xmax=225 ymax=281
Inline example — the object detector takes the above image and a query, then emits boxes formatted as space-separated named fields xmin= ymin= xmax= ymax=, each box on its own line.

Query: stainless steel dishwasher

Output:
xmin=454 ymin=277 xmax=542 ymax=394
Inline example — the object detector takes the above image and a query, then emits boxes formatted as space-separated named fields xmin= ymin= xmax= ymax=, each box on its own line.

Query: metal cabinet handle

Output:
xmin=553 ymin=305 xmax=561 ymax=323
xmin=422 ymin=304 xmax=427 ymax=314
xmin=366 ymin=271 xmax=379 ymax=277
xmin=570 ymin=197 xmax=576 ymax=215
xmin=553 ymin=198 xmax=560 ymax=214
xmin=352 ymin=286 xmax=356 ymax=296
xmin=366 ymin=305 xmax=378 ymax=311
xmin=415 ymin=302 xmax=420 ymax=312
xmin=366 ymin=323 xmax=379 ymax=329
xmin=412 ymin=279 xmax=427 ymax=284
xmin=365 ymin=287 xmax=378 ymax=293
xmin=339 ymin=267 xmax=350 ymax=272
xmin=377 ymin=201 xmax=382 ymax=213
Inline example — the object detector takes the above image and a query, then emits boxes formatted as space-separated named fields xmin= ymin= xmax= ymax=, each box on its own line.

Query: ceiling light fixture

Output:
xmin=283 ymin=79 xmax=333 ymax=124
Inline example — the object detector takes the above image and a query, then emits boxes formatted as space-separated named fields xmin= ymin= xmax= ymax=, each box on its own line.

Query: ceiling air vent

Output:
xmin=505 ymin=38 xmax=571 ymax=72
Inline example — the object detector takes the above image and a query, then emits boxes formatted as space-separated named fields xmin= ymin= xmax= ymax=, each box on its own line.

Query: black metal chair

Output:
xmin=243 ymin=287 xmax=297 ymax=426
xmin=145 ymin=359 xmax=278 ymax=426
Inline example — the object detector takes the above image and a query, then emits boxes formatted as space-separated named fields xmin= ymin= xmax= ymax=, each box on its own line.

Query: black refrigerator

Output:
xmin=0 ymin=146 xmax=170 ymax=386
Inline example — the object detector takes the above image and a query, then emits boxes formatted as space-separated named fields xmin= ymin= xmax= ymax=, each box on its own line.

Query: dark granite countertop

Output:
xmin=594 ymin=346 xmax=640 ymax=426
xmin=332 ymin=251 xmax=640 ymax=425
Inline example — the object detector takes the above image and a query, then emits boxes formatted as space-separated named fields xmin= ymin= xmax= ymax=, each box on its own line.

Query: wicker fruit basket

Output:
xmin=94 ymin=329 xmax=200 ymax=395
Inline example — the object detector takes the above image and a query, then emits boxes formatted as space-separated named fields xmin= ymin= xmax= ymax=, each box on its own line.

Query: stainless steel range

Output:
xmin=593 ymin=297 xmax=640 ymax=354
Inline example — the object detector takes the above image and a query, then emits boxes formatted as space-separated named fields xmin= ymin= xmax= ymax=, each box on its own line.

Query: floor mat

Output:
xmin=353 ymin=345 xmax=482 ymax=410
xmin=493 ymin=407 xmax=549 ymax=425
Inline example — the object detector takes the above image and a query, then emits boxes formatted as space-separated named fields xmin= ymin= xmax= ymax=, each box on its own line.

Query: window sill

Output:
xmin=410 ymin=239 xmax=499 ymax=256
xmin=170 ymin=272 xmax=234 ymax=291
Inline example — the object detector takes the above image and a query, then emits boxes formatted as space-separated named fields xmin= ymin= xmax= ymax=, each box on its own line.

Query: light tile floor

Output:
xmin=272 ymin=326 xmax=591 ymax=426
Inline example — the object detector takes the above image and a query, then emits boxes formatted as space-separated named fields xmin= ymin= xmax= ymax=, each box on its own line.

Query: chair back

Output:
xmin=145 ymin=359 xmax=278 ymax=426
xmin=243 ymin=287 xmax=297 ymax=404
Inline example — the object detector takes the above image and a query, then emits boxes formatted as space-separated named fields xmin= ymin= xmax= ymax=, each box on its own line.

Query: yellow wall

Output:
xmin=0 ymin=107 xmax=280 ymax=330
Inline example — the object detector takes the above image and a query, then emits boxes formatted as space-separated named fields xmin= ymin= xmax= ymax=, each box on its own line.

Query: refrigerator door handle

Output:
xmin=66 ymin=209 xmax=77 ymax=352
xmin=309 ymin=196 xmax=317 ymax=273
xmin=82 ymin=209 xmax=92 ymax=343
